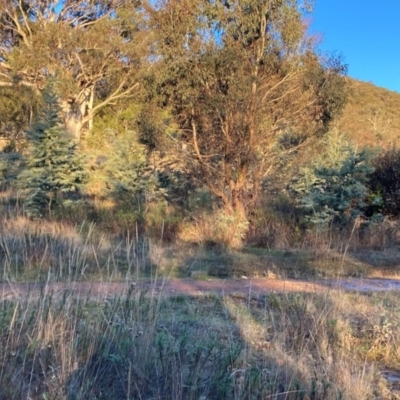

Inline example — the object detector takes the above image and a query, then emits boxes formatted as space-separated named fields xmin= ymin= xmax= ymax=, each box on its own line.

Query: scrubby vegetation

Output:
xmin=338 ymin=79 xmax=400 ymax=146
xmin=1 ymin=0 xmax=400 ymax=398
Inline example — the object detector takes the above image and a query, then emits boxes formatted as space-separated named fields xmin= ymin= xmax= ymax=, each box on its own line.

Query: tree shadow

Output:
xmin=64 ymin=283 xmax=348 ymax=400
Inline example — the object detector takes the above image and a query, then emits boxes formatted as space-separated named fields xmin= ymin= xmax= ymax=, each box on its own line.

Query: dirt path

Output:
xmin=1 ymin=277 xmax=400 ymax=301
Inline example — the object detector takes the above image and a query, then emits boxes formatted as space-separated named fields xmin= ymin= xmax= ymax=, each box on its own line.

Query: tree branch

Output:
xmin=81 ymin=81 xmax=140 ymax=125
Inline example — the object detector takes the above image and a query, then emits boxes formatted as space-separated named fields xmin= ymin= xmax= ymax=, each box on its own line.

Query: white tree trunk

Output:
xmin=61 ymin=100 xmax=83 ymax=140
xmin=60 ymin=86 xmax=96 ymax=140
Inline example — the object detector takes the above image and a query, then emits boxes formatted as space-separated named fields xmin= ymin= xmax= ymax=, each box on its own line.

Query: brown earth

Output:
xmin=1 ymin=277 xmax=400 ymax=301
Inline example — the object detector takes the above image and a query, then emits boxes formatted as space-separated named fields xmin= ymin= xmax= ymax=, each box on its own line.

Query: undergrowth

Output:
xmin=1 ymin=287 xmax=399 ymax=399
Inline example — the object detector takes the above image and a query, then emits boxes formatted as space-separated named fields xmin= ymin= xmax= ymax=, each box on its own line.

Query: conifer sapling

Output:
xmin=18 ymin=83 xmax=87 ymax=217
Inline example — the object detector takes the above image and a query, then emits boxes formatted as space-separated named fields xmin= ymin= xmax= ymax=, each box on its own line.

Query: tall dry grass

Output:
xmin=1 ymin=284 xmax=399 ymax=399
xmin=179 ymin=210 xmax=249 ymax=249
xmin=0 ymin=214 xmax=163 ymax=282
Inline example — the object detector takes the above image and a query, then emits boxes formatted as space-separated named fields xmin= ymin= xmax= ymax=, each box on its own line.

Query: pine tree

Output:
xmin=18 ymin=84 xmax=87 ymax=217
xmin=105 ymin=130 xmax=162 ymax=205
xmin=291 ymin=131 xmax=375 ymax=227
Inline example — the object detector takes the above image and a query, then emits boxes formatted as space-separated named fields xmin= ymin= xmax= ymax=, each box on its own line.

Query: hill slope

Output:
xmin=336 ymin=78 xmax=400 ymax=147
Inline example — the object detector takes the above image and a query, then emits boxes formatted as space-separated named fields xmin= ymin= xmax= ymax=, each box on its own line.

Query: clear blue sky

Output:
xmin=310 ymin=1 xmax=400 ymax=93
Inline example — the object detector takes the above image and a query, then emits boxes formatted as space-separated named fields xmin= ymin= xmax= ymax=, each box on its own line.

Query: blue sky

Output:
xmin=310 ymin=1 xmax=400 ymax=93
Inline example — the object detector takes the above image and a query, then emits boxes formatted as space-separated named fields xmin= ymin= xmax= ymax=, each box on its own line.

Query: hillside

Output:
xmin=337 ymin=78 xmax=400 ymax=147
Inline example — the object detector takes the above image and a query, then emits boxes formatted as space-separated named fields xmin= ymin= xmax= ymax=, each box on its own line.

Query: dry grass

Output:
xmin=1 ymin=209 xmax=400 ymax=283
xmin=1 ymin=179 xmax=400 ymax=399
xmin=1 ymin=284 xmax=400 ymax=399
xmin=179 ymin=210 xmax=249 ymax=249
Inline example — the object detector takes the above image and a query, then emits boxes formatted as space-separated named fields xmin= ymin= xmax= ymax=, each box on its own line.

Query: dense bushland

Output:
xmin=1 ymin=1 xmax=399 ymax=252
xmin=1 ymin=5 xmax=400 ymax=400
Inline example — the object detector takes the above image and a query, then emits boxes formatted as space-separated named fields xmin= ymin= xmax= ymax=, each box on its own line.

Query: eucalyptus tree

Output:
xmin=0 ymin=0 xmax=151 ymax=140
xmin=145 ymin=0 xmax=348 ymax=218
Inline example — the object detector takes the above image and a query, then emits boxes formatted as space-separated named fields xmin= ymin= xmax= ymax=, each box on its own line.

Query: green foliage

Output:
xmin=18 ymin=84 xmax=87 ymax=217
xmin=88 ymin=101 xmax=142 ymax=149
xmin=0 ymin=150 xmax=21 ymax=189
xmin=104 ymin=130 xmax=174 ymax=236
xmin=303 ymin=54 xmax=349 ymax=132
xmin=0 ymin=1 xmax=149 ymax=139
xmin=136 ymin=105 xmax=168 ymax=152
xmin=147 ymin=0 xmax=348 ymax=216
xmin=0 ymin=86 xmax=39 ymax=144
xmin=368 ymin=147 xmax=400 ymax=216
xmin=105 ymin=130 xmax=162 ymax=206
xmin=291 ymin=132 xmax=375 ymax=226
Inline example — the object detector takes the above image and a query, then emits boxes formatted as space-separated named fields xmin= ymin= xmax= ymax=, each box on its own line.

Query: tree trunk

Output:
xmin=61 ymin=90 xmax=94 ymax=141
xmin=87 ymin=87 xmax=95 ymax=134
xmin=65 ymin=114 xmax=83 ymax=140
xmin=231 ymin=189 xmax=247 ymax=221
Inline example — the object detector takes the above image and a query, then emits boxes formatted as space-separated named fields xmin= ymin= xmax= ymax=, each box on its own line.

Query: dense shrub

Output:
xmin=368 ymin=147 xmax=400 ymax=216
